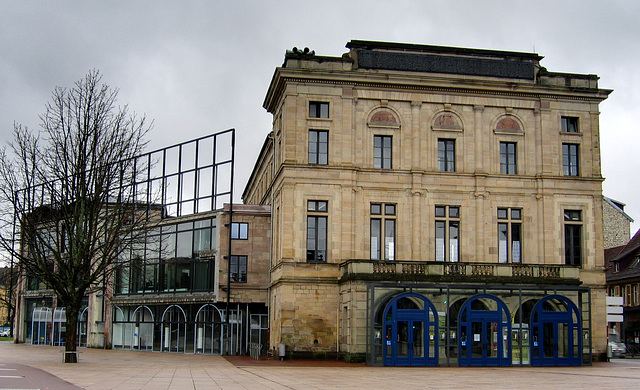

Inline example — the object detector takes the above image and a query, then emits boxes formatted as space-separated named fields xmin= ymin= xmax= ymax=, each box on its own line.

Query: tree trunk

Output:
xmin=63 ymin=305 xmax=79 ymax=363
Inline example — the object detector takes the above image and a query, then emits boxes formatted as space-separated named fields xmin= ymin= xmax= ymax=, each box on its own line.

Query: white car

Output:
xmin=0 ymin=330 xmax=9 ymax=337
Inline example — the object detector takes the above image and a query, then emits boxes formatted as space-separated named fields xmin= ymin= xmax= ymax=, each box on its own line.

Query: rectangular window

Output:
xmin=500 ymin=142 xmax=517 ymax=174
xmin=230 ymin=255 xmax=247 ymax=283
xmin=564 ymin=210 xmax=582 ymax=266
xmin=435 ymin=206 xmax=460 ymax=262
xmin=309 ymin=101 xmax=329 ymax=118
xmin=307 ymin=200 xmax=328 ymax=262
xmin=370 ymin=203 xmax=396 ymax=260
xmin=561 ymin=116 xmax=579 ymax=133
xmin=438 ymin=139 xmax=456 ymax=172
xmin=562 ymin=143 xmax=579 ymax=176
xmin=497 ymin=208 xmax=522 ymax=263
xmin=231 ymin=222 xmax=248 ymax=240
xmin=374 ymin=135 xmax=392 ymax=169
xmin=309 ymin=130 xmax=328 ymax=165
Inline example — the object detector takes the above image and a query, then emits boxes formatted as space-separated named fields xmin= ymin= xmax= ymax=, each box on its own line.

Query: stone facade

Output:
xmin=244 ymin=40 xmax=611 ymax=364
xmin=603 ymin=197 xmax=633 ymax=249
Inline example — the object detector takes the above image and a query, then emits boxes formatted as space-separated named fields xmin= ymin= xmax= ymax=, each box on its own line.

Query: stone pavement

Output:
xmin=1 ymin=341 xmax=640 ymax=389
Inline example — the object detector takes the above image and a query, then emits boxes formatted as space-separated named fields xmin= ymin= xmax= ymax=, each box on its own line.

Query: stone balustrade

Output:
xmin=340 ymin=259 xmax=580 ymax=281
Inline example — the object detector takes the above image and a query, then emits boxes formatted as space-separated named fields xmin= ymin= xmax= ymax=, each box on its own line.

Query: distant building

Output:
xmin=244 ymin=40 xmax=611 ymax=366
xmin=603 ymin=197 xmax=633 ymax=249
xmin=0 ymin=266 xmax=9 ymax=328
xmin=605 ymin=229 xmax=640 ymax=352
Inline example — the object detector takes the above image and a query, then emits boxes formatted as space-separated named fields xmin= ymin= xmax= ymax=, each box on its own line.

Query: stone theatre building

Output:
xmin=14 ymin=40 xmax=611 ymax=367
xmin=243 ymin=40 xmax=610 ymax=366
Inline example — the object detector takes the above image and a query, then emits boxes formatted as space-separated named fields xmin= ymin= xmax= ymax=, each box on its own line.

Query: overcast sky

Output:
xmin=1 ymin=0 xmax=639 ymax=235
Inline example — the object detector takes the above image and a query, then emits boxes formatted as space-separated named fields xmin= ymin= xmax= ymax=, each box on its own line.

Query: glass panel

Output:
xmin=193 ymin=260 xmax=209 ymax=290
xmin=449 ymin=221 xmax=459 ymax=262
xmin=471 ymin=322 xmax=483 ymax=358
xmin=398 ymin=321 xmax=409 ymax=358
xmin=386 ymin=324 xmax=393 ymax=357
xmin=374 ymin=136 xmax=382 ymax=168
xmin=543 ymin=323 xmax=554 ymax=358
xmin=385 ymin=204 xmax=396 ymax=216
xmin=307 ymin=217 xmax=317 ymax=261
xmin=413 ymin=321 xmax=424 ymax=358
xmin=435 ymin=221 xmax=445 ymax=261
xmin=383 ymin=136 xmax=392 ymax=169
xmin=498 ymin=223 xmax=508 ymax=263
xmin=176 ymin=231 xmax=193 ymax=258
xmin=487 ymin=322 xmax=498 ymax=358
xmin=317 ymin=217 xmax=327 ymax=262
xmin=428 ymin=325 xmax=436 ymax=358
xmin=318 ymin=131 xmax=328 ymax=165
xmin=559 ymin=323 xmax=569 ymax=358
xmin=435 ymin=206 xmax=445 ymax=217
xmin=384 ymin=219 xmax=395 ymax=261
xmin=459 ymin=325 xmax=467 ymax=358
xmin=320 ymin=103 xmax=329 ymax=118
xmin=371 ymin=219 xmax=381 ymax=260
xmin=194 ymin=228 xmax=212 ymax=256
xmin=175 ymin=262 xmax=190 ymax=290
xmin=512 ymin=223 xmax=521 ymax=263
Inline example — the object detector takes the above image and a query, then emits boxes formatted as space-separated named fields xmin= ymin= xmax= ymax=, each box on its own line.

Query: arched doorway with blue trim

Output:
xmin=458 ymin=295 xmax=511 ymax=367
xmin=382 ymin=293 xmax=438 ymax=366
xmin=530 ymin=295 xmax=581 ymax=366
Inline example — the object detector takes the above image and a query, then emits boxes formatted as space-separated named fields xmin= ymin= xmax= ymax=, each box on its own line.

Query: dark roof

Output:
xmin=606 ymin=229 xmax=640 ymax=282
xmin=346 ymin=40 xmax=539 ymax=81
xmin=346 ymin=40 xmax=544 ymax=61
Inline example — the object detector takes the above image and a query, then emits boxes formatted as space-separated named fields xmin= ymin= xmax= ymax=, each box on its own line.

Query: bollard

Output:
xmin=279 ymin=343 xmax=286 ymax=361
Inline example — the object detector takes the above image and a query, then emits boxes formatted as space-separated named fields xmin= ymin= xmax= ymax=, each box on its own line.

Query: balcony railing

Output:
xmin=341 ymin=260 xmax=580 ymax=281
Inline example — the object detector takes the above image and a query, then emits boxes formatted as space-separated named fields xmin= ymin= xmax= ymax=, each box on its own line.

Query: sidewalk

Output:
xmin=2 ymin=341 xmax=640 ymax=389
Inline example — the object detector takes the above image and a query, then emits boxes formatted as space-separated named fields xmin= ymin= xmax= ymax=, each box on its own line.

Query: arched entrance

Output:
xmin=78 ymin=307 xmax=89 ymax=347
xmin=458 ymin=295 xmax=511 ymax=367
xmin=194 ymin=304 xmax=223 ymax=354
xmin=382 ymin=293 xmax=438 ymax=366
xmin=530 ymin=295 xmax=581 ymax=366
xmin=161 ymin=305 xmax=187 ymax=352
xmin=31 ymin=307 xmax=52 ymax=345
xmin=131 ymin=305 xmax=154 ymax=350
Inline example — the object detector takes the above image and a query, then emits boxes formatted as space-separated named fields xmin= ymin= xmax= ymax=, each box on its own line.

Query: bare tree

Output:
xmin=0 ymin=70 xmax=151 ymax=362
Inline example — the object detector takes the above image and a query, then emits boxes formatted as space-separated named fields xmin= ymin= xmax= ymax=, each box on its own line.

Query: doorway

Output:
xmin=382 ymin=293 xmax=438 ymax=366
xmin=458 ymin=295 xmax=511 ymax=367
xmin=530 ymin=295 xmax=581 ymax=366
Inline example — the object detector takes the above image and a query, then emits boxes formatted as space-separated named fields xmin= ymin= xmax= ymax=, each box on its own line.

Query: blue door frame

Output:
xmin=382 ymin=293 xmax=438 ymax=366
xmin=530 ymin=295 xmax=581 ymax=366
xmin=458 ymin=295 xmax=511 ymax=367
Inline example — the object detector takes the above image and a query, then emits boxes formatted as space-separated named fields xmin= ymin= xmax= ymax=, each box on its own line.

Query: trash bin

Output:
xmin=279 ymin=343 xmax=286 ymax=361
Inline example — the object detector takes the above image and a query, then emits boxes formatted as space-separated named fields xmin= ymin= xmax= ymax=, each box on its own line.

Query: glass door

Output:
xmin=394 ymin=320 xmax=426 ymax=366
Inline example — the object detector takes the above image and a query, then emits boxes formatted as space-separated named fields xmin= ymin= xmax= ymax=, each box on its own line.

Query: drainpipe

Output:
xmin=225 ymin=130 xmax=235 ymax=354
xmin=267 ymin=133 xmax=274 ymax=352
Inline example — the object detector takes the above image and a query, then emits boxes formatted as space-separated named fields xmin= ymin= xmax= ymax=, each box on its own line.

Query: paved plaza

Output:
xmin=1 ymin=341 xmax=640 ymax=389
